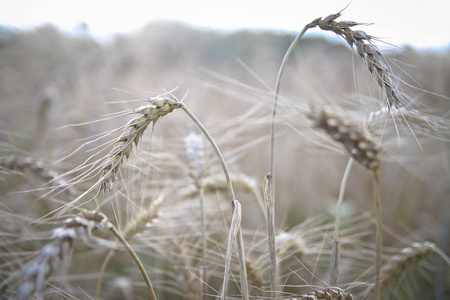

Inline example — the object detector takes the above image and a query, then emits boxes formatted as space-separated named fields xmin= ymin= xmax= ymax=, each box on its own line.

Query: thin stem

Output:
xmin=96 ymin=249 xmax=117 ymax=300
xmin=372 ymin=171 xmax=382 ymax=300
xmin=270 ymin=22 xmax=316 ymax=175
xmin=267 ymin=19 xmax=319 ymax=296
xmin=235 ymin=200 xmax=249 ymax=300
xmin=109 ymin=225 xmax=157 ymax=300
xmin=181 ymin=103 xmax=235 ymax=200
xmin=329 ymin=157 xmax=354 ymax=285
xmin=264 ymin=174 xmax=277 ymax=296
xmin=199 ymin=189 xmax=207 ymax=300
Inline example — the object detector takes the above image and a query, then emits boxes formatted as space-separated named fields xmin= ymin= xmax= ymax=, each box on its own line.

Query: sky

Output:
xmin=1 ymin=0 xmax=449 ymax=50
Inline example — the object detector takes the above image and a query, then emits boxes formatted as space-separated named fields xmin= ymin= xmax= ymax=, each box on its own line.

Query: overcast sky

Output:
xmin=1 ymin=0 xmax=449 ymax=50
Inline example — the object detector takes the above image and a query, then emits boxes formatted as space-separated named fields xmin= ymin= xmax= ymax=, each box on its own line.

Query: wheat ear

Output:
xmin=285 ymin=287 xmax=353 ymax=300
xmin=12 ymin=209 xmax=157 ymax=300
xmin=363 ymin=242 xmax=438 ymax=298
xmin=13 ymin=210 xmax=110 ymax=300
xmin=245 ymin=256 xmax=264 ymax=296
xmin=308 ymin=107 xmax=381 ymax=171
xmin=317 ymin=10 xmax=402 ymax=109
xmin=0 ymin=155 xmax=73 ymax=194
xmin=100 ymin=93 xmax=181 ymax=192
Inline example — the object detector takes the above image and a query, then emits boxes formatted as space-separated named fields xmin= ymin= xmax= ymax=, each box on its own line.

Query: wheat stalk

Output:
xmin=179 ymin=103 xmax=249 ymax=300
xmin=267 ymin=8 xmax=397 ymax=294
xmin=307 ymin=107 xmax=383 ymax=298
xmin=96 ymin=199 xmax=161 ymax=300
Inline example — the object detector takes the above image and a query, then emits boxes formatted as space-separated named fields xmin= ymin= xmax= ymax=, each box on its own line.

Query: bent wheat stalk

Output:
xmin=96 ymin=199 xmax=161 ymax=300
xmin=179 ymin=103 xmax=248 ymax=300
xmin=269 ymin=12 xmax=400 ymax=290
xmin=268 ymin=17 xmax=320 ymax=294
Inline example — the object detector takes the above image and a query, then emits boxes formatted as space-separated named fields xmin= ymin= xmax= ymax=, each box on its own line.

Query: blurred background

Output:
xmin=0 ymin=1 xmax=449 ymax=298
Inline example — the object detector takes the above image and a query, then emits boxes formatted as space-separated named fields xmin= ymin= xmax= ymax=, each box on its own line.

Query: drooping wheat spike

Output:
xmin=362 ymin=242 xmax=437 ymax=298
xmin=100 ymin=93 xmax=181 ymax=192
xmin=13 ymin=210 xmax=110 ymax=300
xmin=0 ymin=154 xmax=73 ymax=194
xmin=317 ymin=10 xmax=402 ymax=109
xmin=309 ymin=106 xmax=381 ymax=172
xmin=283 ymin=287 xmax=353 ymax=300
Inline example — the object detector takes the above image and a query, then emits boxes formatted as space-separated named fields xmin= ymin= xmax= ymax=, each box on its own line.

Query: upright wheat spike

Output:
xmin=100 ymin=93 xmax=181 ymax=192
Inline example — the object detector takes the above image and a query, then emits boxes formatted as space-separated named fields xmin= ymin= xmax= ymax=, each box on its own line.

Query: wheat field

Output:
xmin=0 ymin=9 xmax=449 ymax=300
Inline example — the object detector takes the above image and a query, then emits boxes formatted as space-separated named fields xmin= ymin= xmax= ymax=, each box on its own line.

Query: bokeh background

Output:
xmin=1 ymin=1 xmax=449 ymax=299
